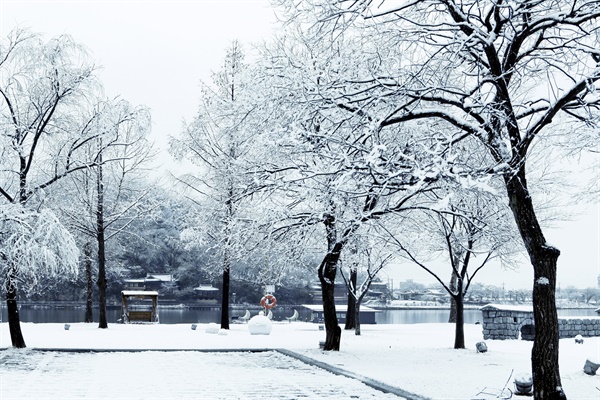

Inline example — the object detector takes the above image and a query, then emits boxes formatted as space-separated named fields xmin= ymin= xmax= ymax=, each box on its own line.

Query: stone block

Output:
xmin=584 ymin=359 xmax=600 ymax=375
xmin=476 ymin=341 xmax=488 ymax=353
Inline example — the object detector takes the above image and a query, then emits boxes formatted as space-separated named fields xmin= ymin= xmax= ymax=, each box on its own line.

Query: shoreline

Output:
xmin=2 ymin=300 xmax=597 ymax=311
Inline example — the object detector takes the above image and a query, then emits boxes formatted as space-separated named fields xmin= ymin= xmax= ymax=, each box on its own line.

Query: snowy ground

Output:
xmin=1 ymin=321 xmax=599 ymax=399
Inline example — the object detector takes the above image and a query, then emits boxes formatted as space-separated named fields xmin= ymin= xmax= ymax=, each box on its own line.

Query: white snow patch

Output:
xmin=536 ymin=277 xmax=550 ymax=285
xmin=205 ymin=323 xmax=219 ymax=334
xmin=514 ymin=371 xmax=533 ymax=384
xmin=1 ymin=322 xmax=598 ymax=399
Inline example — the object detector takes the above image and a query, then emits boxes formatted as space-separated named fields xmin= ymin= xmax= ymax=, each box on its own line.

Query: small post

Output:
xmin=514 ymin=372 xmax=533 ymax=395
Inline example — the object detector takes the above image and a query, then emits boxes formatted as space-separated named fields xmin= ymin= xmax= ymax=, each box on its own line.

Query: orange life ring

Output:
xmin=260 ymin=294 xmax=277 ymax=309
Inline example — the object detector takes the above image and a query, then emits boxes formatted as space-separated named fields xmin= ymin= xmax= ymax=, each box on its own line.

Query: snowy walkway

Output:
xmin=0 ymin=349 xmax=406 ymax=400
xmin=2 ymin=322 xmax=599 ymax=399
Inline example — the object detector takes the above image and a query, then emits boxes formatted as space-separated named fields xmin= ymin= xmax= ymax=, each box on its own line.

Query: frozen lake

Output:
xmin=1 ymin=305 xmax=595 ymax=325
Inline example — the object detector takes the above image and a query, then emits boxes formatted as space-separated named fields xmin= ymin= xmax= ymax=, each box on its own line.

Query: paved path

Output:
xmin=0 ymin=349 xmax=406 ymax=399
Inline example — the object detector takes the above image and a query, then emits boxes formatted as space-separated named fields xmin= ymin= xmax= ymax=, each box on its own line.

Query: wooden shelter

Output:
xmin=301 ymin=304 xmax=380 ymax=324
xmin=121 ymin=290 xmax=159 ymax=323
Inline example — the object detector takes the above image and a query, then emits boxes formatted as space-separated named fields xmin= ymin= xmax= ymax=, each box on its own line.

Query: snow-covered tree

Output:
xmin=171 ymin=41 xmax=262 ymax=329
xmin=381 ymin=186 xmax=519 ymax=349
xmin=0 ymin=29 xmax=100 ymax=347
xmin=274 ymin=1 xmax=599 ymax=397
xmin=339 ymin=237 xmax=393 ymax=335
xmin=253 ymin=28 xmax=461 ymax=351
xmin=0 ymin=204 xmax=79 ymax=347
xmin=57 ymin=98 xmax=153 ymax=327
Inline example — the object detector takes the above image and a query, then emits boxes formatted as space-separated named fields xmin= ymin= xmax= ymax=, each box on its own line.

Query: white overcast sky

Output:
xmin=0 ymin=0 xmax=598 ymax=290
xmin=0 ymin=0 xmax=278 ymax=169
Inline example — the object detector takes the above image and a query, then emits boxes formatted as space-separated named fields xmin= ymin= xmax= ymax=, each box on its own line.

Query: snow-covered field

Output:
xmin=1 ymin=321 xmax=599 ymax=399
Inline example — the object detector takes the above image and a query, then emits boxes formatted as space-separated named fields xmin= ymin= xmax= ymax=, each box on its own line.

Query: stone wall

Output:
xmin=558 ymin=318 xmax=600 ymax=338
xmin=481 ymin=305 xmax=533 ymax=340
xmin=480 ymin=304 xmax=600 ymax=340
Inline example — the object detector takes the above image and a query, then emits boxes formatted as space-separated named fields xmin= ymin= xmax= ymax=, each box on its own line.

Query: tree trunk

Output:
xmin=84 ymin=241 xmax=94 ymax=323
xmin=320 ymin=277 xmax=340 ymax=350
xmin=5 ymin=164 xmax=29 ymax=347
xmin=448 ymin=269 xmax=458 ymax=323
xmin=505 ymin=168 xmax=565 ymax=400
xmin=220 ymin=266 xmax=230 ymax=329
xmin=319 ymin=242 xmax=343 ymax=351
xmin=453 ymin=292 xmax=465 ymax=349
xmin=354 ymin=300 xmax=361 ymax=336
xmin=344 ymin=269 xmax=357 ymax=330
xmin=96 ymin=158 xmax=108 ymax=329
xmin=97 ymin=231 xmax=107 ymax=328
xmin=5 ymin=265 xmax=26 ymax=348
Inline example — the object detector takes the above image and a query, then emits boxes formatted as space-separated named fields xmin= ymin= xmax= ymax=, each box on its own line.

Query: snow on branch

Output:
xmin=0 ymin=204 xmax=79 ymax=294
xmin=524 ymin=66 xmax=600 ymax=151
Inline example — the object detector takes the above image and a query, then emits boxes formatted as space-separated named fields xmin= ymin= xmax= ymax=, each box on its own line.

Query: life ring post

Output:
xmin=260 ymin=294 xmax=277 ymax=310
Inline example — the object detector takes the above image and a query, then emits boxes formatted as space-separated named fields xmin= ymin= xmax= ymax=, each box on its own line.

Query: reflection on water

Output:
xmin=0 ymin=305 xmax=596 ymax=325
xmin=376 ymin=309 xmax=481 ymax=324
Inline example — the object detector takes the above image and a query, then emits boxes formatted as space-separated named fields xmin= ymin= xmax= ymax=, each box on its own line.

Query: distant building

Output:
xmin=144 ymin=274 xmax=178 ymax=292
xmin=308 ymin=282 xmax=351 ymax=304
xmin=394 ymin=289 xmax=449 ymax=302
xmin=367 ymin=281 xmax=389 ymax=301
xmin=122 ymin=278 xmax=146 ymax=291
xmin=308 ymin=280 xmax=390 ymax=304
xmin=396 ymin=290 xmax=422 ymax=301
xmin=122 ymin=274 xmax=178 ymax=294
xmin=193 ymin=284 xmax=220 ymax=303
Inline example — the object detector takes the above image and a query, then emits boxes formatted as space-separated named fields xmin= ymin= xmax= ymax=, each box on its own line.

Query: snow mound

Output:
xmin=248 ymin=313 xmax=272 ymax=335
xmin=205 ymin=323 xmax=219 ymax=334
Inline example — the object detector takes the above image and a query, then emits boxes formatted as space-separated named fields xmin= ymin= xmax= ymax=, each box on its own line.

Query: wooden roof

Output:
xmin=121 ymin=290 xmax=159 ymax=297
